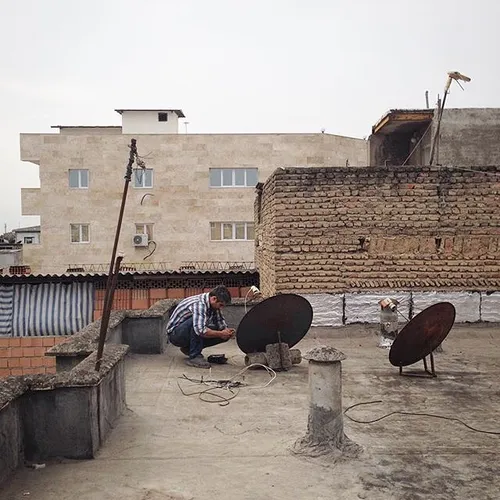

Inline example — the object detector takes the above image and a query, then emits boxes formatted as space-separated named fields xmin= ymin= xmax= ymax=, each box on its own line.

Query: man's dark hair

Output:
xmin=209 ymin=285 xmax=232 ymax=305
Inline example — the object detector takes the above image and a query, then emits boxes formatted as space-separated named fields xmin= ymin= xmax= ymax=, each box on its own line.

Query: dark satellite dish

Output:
xmin=236 ymin=294 xmax=313 ymax=354
xmin=389 ymin=302 xmax=456 ymax=377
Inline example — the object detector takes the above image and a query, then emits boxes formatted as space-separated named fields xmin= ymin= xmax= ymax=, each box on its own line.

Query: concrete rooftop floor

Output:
xmin=2 ymin=324 xmax=500 ymax=500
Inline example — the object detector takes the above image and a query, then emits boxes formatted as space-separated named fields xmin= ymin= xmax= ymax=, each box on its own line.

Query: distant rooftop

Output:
xmin=13 ymin=225 xmax=40 ymax=233
xmin=372 ymin=108 xmax=434 ymax=135
xmin=50 ymin=126 xmax=121 ymax=129
xmin=115 ymin=109 xmax=186 ymax=118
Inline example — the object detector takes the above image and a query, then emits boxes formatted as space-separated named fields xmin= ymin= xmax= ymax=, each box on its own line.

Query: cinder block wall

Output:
xmin=0 ymin=337 xmax=67 ymax=377
xmin=255 ymin=166 xmax=500 ymax=296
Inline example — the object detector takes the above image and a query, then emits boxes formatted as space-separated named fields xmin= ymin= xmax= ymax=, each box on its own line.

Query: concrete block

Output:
xmin=21 ymin=355 xmax=127 ymax=461
xmin=412 ymin=291 xmax=481 ymax=323
xmin=21 ymin=386 xmax=98 ymax=461
xmin=122 ymin=317 xmax=164 ymax=354
xmin=266 ymin=343 xmax=292 ymax=370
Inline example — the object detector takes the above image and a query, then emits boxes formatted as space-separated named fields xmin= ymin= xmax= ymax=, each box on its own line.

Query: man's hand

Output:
xmin=219 ymin=328 xmax=235 ymax=340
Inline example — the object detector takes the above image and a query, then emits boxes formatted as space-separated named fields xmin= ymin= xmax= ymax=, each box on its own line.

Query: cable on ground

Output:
xmin=177 ymin=363 xmax=276 ymax=406
xmin=344 ymin=400 xmax=500 ymax=435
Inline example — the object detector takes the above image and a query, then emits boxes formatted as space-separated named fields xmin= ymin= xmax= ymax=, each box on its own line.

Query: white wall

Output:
xmin=121 ymin=111 xmax=180 ymax=134
xmin=15 ymin=231 xmax=40 ymax=245
xmin=300 ymin=291 xmax=500 ymax=326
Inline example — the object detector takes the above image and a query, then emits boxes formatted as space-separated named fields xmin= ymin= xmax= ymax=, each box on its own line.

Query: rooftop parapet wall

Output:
xmin=255 ymin=165 xmax=500 ymax=295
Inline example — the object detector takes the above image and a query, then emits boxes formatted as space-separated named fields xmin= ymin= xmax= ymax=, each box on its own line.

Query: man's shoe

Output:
xmin=185 ymin=355 xmax=211 ymax=369
xmin=180 ymin=347 xmax=190 ymax=356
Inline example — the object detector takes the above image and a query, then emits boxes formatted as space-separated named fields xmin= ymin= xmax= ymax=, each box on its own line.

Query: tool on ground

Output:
xmin=207 ymin=354 xmax=228 ymax=364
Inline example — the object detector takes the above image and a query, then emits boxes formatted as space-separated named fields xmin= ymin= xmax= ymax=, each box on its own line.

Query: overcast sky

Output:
xmin=1 ymin=0 xmax=499 ymax=231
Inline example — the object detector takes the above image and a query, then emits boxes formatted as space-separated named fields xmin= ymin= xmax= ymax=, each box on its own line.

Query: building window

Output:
xmin=24 ymin=237 xmax=34 ymax=244
xmin=210 ymin=222 xmax=255 ymax=241
xmin=135 ymin=223 xmax=154 ymax=241
xmin=69 ymin=169 xmax=89 ymax=188
xmin=133 ymin=168 xmax=153 ymax=188
xmin=70 ymin=224 xmax=90 ymax=243
xmin=209 ymin=168 xmax=258 ymax=188
xmin=158 ymin=112 xmax=168 ymax=122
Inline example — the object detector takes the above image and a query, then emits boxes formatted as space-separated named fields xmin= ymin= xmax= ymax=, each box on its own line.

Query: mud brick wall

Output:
xmin=255 ymin=166 xmax=500 ymax=296
xmin=0 ymin=337 xmax=67 ymax=377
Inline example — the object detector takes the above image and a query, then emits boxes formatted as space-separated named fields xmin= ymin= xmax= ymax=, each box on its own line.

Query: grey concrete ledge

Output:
xmin=0 ymin=377 xmax=28 ymax=410
xmin=46 ymin=296 xmax=261 ymax=359
xmin=0 ymin=345 xmax=128 ymax=406
xmin=46 ymin=311 xmax=127 ymax=357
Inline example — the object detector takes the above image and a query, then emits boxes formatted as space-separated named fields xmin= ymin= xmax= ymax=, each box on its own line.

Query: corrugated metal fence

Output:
xmin=0 ymin=283 xmax=93 ymax=336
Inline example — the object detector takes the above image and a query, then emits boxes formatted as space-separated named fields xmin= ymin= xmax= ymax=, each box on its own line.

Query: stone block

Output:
xmin=265 ymin=342 xmax=292 ymax=371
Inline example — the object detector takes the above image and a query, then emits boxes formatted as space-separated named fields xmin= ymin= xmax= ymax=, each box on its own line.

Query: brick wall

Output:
xmin=93 ymin=286 xmax=254 ymax=320
xmin=0 ymin=337 xmax=67 ymax=378
xmin=255 ymin=166 xmax=500 ymax=295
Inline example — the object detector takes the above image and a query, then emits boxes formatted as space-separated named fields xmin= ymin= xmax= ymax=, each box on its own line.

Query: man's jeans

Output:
xmin=168 ymin=317 xmax=227 ymax=358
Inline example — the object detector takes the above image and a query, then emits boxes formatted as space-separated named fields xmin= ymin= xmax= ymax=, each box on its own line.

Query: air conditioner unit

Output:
xmin=133 ymin=234 xmax=149 ymax=247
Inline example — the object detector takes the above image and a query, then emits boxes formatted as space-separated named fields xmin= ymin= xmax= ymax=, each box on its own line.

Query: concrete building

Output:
xmin=13 ymin=225 xmax=41 ymax=245
xmin=0 ymin=244 xmax=22 ymax=273
xmin=369 ymin=108 xmax=500 ymax=166
xmin=20 ymin=109 xmax=367 ymax=274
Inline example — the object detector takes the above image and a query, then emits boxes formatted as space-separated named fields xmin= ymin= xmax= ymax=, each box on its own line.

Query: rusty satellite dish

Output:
xmin=389 ymin=302 xmax=456 ymax=377
xmin=236 ymin=294 xmax=313 ymax=354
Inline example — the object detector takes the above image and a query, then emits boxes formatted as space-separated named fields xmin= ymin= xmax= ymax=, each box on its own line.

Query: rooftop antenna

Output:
xmin=429 ymin=71 xmax=471 ymax=165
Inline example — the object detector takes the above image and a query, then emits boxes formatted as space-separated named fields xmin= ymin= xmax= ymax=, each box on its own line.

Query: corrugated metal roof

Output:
xmin=0 ymin=269 xmax=258 ymax=283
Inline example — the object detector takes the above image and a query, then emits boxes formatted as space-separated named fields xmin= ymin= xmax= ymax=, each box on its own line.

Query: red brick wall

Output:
xmin=93 ymin=286 xmax=253 ymax=320
xmin=0 ymin=336 xmax=67 ymax=378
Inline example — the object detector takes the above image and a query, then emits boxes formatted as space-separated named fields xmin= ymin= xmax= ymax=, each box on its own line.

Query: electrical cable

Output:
xmin=143 ymin=240 xmax=157 ymax=260
xmin=344 ymin=400 xmax=500 ymax=435
xmin=177 ymin=363 xmax=276 ymax=406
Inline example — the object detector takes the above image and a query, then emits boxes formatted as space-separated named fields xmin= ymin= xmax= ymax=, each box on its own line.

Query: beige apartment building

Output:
xmin=19 ymin=109 xmax=368 ymax=274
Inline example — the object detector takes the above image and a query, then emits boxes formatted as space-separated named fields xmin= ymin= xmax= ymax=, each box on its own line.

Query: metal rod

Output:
xmin=277 ymin=329 xmax=284 ymax=370
xmin=429 ymin=79 xmax=451 ymax=165
xmin=95 ymin=139 xmax=139 ymax=371
xmin=423 ymin=356 xmax=428 ymax=373
xmin=95 ymin=255 xmax=124 ymax=371
xmin=430 ymin=351 xmax=436 ymax=376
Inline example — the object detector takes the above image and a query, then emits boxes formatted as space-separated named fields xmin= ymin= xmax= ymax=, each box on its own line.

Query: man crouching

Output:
xmin=167 ymin=285 xmax=235 ymax=368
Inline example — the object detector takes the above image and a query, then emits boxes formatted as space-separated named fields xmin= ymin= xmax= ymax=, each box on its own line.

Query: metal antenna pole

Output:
xmin=429 ymin=71 xmax=471 ymax=166
xmin=95 ymin=138 xmax=141 ymax=371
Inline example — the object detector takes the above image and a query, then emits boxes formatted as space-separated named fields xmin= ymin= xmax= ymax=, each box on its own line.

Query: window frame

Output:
xmin=133 ymin=168 xmax=154 ymax=188
xmin=209 ymin=168 xmax=258 ymax=188
xmin=209 ymin=222 xmax=255 ymax=241
xmin=70 ymin=223 xmax=90 ymax=244
xmin=68 ymin=169 xmax=89 ymax=189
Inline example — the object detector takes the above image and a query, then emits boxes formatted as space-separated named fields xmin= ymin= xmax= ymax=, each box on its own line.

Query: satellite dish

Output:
xmin=236 ymin=294 xmax=313 ymax=354
xmin=389 ymin=302 xmax=456 ymax=377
